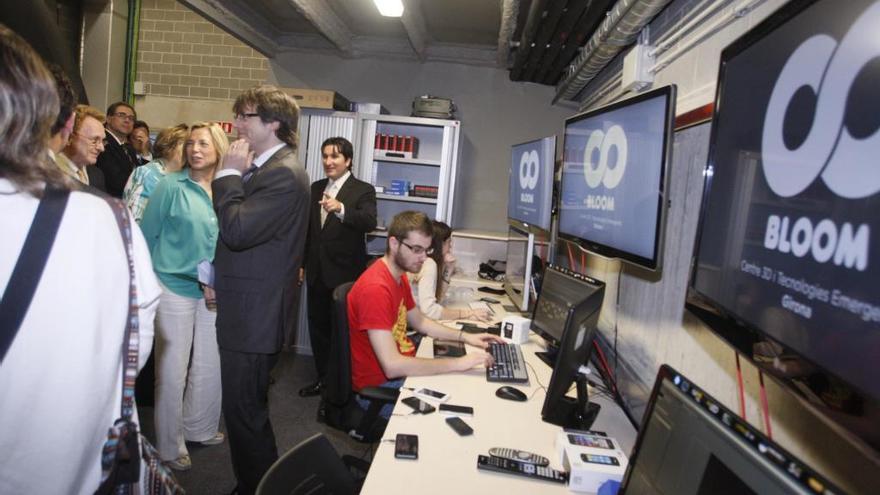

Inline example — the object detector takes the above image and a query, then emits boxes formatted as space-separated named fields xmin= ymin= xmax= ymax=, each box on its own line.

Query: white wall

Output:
xmin=268 ymin=52 xmax=575 ymax=233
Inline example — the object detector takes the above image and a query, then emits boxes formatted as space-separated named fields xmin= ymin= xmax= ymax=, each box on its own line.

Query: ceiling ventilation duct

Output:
xmin=553 ymin=0 xmax=672 ymax=103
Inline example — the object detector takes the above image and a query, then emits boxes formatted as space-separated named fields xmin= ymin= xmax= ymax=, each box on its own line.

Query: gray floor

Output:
xmin=137 ymin=350 xmax=371 ymax=494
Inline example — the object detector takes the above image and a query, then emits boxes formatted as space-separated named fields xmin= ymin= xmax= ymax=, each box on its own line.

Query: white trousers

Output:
xmin=154 ymin=285 xmax=222 ymax=461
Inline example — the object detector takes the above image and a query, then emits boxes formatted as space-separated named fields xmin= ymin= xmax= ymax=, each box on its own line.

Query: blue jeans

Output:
xmin=355 ymin=378 xmax=404 ymax=419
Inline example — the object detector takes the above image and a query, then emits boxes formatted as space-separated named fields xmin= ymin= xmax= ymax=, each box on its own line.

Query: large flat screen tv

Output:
xmin=558 ymin=85 xmax=675 ymax=271
xmin=507 ymin=135 xmax=556 ymax=234
xmin=688 ymin=0 xmax=880 ymax=451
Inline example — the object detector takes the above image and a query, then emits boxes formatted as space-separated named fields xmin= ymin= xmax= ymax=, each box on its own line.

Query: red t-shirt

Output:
xmin=348 ymin=259 xmax=416 ymax=391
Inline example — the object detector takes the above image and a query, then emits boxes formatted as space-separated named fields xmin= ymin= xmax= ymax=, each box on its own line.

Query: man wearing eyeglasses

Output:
xmin=347 ymin=211 xmax=503 ymax=418
xmin=58 ymin=104 xmax=107 ymax=192
xmin=95 ymin=101 xmax=139 ymax=198
xmin=212 ymin=85 xmax=310 ymax=495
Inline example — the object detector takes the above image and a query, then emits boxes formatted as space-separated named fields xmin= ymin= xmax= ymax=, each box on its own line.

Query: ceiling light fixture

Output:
xmin=373 ymin=0 xmax=404 ymax=17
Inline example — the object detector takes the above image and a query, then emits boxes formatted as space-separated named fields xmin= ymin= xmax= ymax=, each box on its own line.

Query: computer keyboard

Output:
xmin=486 ymin=343 xmax=529 ymax=383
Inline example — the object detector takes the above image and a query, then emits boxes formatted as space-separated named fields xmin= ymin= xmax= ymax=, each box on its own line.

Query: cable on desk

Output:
xmin=525 ymin=361 xmax=548 ymax=400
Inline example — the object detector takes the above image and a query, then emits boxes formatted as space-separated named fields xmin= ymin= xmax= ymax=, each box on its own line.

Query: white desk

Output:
xmin=360 ymin=301 xmax=637 ymax=494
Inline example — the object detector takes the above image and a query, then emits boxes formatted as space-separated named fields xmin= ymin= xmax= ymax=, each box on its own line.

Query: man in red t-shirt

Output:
xmin=348 ymin=211 xmax=502 ymax=401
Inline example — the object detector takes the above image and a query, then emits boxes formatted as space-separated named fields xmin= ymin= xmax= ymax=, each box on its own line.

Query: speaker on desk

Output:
xmin=501 ymin=316 xmax=531 ymax=344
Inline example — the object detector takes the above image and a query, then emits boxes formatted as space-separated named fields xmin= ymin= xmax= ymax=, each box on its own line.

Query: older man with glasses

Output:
xmin=58 ymin=104 xmax=107 ymax=192
xmin=346 ymin=211 xmax=504 ymax=419
xmin=95 ymin=101 xmax=140 ymax=198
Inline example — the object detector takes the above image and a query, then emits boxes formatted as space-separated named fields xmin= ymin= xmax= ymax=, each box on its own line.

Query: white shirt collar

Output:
xmin=253 ymin=143 xmax=286 ymax=168
xmin=106 ymin=128 xmax=126 ymax=145
xmin=327 ymin=170 xmax=351 ymax=191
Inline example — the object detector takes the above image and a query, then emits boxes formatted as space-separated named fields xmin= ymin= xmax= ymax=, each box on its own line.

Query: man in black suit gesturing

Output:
xmin=212 ymin=85 xmax=310 ymax=495
xmin=299 ymin=137 xmax=377 ymax=397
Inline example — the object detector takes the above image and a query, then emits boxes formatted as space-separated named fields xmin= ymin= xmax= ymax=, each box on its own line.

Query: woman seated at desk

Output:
xmin=409 ymin=221 xmax=491 ymax=322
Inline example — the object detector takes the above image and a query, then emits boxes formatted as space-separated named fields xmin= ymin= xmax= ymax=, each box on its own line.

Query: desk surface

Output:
xmin=360 ymin=311 xmax=637 ymax=494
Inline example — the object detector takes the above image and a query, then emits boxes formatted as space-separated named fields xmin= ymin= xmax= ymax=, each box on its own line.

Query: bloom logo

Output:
xmin=761 ymin=2 xmax=880 ymax=199
xmin=583 ymin=125 xmax=628 ymax=189
xmin=519 ymin=150 xmax=540 ymax=190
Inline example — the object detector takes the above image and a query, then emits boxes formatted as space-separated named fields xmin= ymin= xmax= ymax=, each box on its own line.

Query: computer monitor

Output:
xmin=687 ymin=0 xmax=880 ymax=449
xmin=503 ymin=225 xmax=549 ymax=312
xmin=507 ymin=135 xmax=556 ymax=234
xmin=558 ymin=85 xmax=675 ymax=271
xmin=503 ymin=225 xmax=534 ymax=312
xmin=536 ymin=265 xmax=606 ymax=430
xmin=620 ymin=365 xmax=843 ymax=494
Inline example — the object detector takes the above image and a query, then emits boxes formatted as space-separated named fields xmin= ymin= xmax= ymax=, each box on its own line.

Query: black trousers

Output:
xmin=219 ymin=349 xmax=280 ymax=495
xmin=306 ymin=277 xmax=334 ymax=381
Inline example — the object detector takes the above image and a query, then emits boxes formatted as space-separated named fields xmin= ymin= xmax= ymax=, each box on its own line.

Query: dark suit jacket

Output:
xmin=86 ymin=165 xmax=106 ymax=193
xmin=96 ymin=130 xmax=138 ymax=198
xmin=304 ymin=175 xmax=377 ymax=290
xmin=212 ymin=145 xmax=311 ymax=354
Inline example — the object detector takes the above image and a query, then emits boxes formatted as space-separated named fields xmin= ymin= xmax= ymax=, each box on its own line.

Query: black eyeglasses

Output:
xmin=233 ymin=113 xmax=260 ymax=121
xmin=111 ymin=112 xmax=135 ymax=121
xmin=398 ymin=238 xmax=434 ymax=255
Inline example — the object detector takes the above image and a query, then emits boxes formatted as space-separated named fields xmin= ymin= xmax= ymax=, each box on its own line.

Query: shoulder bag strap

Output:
xmin=0 ymin=186 xmax=70 ymax=362
xmin=104 ymin=197 xmax=140 ymax=420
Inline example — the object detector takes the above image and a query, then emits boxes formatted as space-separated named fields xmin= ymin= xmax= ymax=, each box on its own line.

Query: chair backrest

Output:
xmin=256 ymin=433 xmax=355 ymax=495
xmin=323 ymin=281 xmax=355 ymax=406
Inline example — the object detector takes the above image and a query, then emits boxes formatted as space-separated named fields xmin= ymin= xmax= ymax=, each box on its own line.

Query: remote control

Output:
xmin=476 ymin=455 xmax=566 ymax=484
xmin=488 ymin=447 xmax=550 ymax=466
xmin=445 ymin=416 xmax=474 ymax=436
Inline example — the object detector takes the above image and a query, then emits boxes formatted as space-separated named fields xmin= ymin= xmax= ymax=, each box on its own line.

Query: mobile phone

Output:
xmin=438 ymin=403 xmax=474 ymax=417
xmin=394 ymin=434 xmax=419 ymax=459
xmin=445 ymin=416 xmax=474 ymax=436
xmin=414 ymin=387 xmax=449 ymax=403
xmin=401 ymin=396 xmax=436 ymax=414
xmin=480 ymin=297 xmax=500 ymax=304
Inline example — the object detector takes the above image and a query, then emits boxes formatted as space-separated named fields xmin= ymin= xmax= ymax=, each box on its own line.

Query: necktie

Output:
xmin=321 ymin=181 xmax=338 ymax=226
xmin=242 ymin=164 xmax=258 ymax=183
xmin=77 ymin=167 xmax=88 ymax=185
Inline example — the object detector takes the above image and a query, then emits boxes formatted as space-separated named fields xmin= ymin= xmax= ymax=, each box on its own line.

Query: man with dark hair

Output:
xmin=95 ymin=101 xmax=139 ymax=197
xmin=129 ymin=119 xmax=152 ymax=165
xmin=299 ymin=136 xmax=377 ymax=397
xmin=46 ymin=63 xmax=76 ymax=155
xmin=347 ymin=211 xmax=502 ymax=418
xmin=212 ymin=85 xmax=310 ymax=495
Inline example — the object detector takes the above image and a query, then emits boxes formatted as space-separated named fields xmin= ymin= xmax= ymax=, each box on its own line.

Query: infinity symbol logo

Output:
xmin=583 ymin=125 xmax=628 ymax=189
xmin=761 ymin=2 xmax=880 ymax=199
xmin=519 ymin=150 xmax=540 ymax=190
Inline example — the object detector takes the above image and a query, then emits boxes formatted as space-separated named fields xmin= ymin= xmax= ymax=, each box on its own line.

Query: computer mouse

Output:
xmin=495 ymin=386 xmax=528 ymax=402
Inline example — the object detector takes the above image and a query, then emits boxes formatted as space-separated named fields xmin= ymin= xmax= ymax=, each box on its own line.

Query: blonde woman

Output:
xmin=140 ymin=122 xmax=229 ymax=470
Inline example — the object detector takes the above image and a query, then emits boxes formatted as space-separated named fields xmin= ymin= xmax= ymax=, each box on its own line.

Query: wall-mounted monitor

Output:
xmin=688 ymin=0 xmax=880 ymax=451
xmin=558 ymin=85 xmax=676 ymax=271
xmin=507 ymin=135 xmax=556 ymax=234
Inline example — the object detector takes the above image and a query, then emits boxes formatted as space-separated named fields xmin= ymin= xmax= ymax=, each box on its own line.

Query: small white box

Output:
xmin=556 ymin=431 xmax=627 ymax=493
xmin=501 ymin=316 xmax=530 ymax=344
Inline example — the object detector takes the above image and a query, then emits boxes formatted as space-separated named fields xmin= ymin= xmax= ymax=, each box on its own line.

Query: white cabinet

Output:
xmin=356 ymin=114 xmax=461 ymax=255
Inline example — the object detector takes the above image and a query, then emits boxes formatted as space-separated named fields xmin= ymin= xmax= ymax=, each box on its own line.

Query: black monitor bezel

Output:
xmin=538 ymin=266 xmax=605 ymax=423
xmin=685 ymin=0 xmax=880 ymax=452
xmin=557 ymin=84 xmax=676 ymax=272
xmin=507 ymin=135 xmax=557 ymax=235
xmin=620 ymin=365 xmax=844 ymax=494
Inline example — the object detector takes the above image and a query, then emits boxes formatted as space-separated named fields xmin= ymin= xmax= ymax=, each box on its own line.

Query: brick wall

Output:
xmin=137 ymin=0 xmax=269 ymax=101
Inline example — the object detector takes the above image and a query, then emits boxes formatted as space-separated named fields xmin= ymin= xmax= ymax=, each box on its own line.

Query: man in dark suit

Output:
xmin=212 ymin=85 xmax=310 ymax=495
xmin=95 ymin=101 xmax=139 ymax=198
xmin=299 ymin=137 xmax=377 ymax=397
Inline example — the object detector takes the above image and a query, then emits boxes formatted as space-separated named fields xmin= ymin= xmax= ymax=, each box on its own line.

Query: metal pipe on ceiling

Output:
xmin=553 ymin=0 xmax=672 ymax=103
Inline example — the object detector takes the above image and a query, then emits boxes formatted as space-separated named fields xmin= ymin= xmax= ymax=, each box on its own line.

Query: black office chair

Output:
xmin=320 ymin=282 xmax=399 ymax=443
xmin=255 ymin=433 xmax=365 ymax=495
